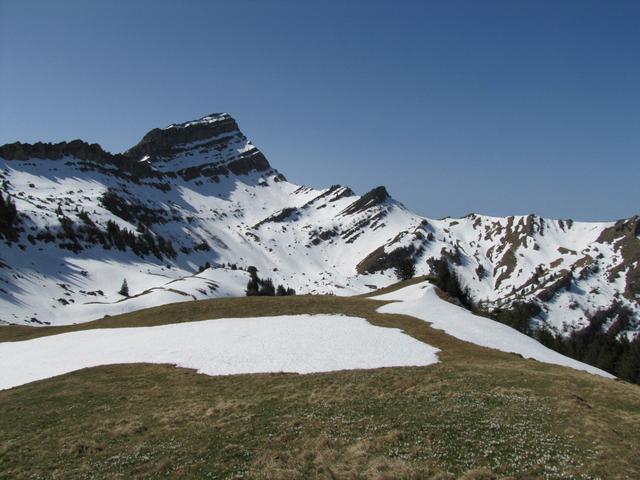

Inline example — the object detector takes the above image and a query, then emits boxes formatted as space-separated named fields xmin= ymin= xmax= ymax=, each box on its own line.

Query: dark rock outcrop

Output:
xmin=1 ymin=140 xmax=116 ymax=163
xmin=1 ymin=113 xmax=273 ymax=181
xmin=340 ymin=186 xmax=390 ymax=216
xmin=125 ymin=113 xmax=240 ymax=160
xmin=0 ymin=140 xmax=156 ymax=178
xmin=124 ymin=113 xmax=272 ymax=177
xmin=253 ymin=207 xmax=300 ymax=229
xmin=537 ymin=270 xmax=573 ymax=302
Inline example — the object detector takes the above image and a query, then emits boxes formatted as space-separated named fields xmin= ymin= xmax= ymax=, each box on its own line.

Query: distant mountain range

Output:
xmin=1 ymin=113 xmax=638 ymax=336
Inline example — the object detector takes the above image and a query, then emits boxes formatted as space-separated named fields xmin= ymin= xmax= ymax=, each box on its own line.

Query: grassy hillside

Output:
xmin=1 ymin=278 xmax=639 ymax=479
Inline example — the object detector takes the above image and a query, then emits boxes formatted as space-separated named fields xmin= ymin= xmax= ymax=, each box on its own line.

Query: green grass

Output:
xmin=1 ymin=279 xmax=639 ymax=479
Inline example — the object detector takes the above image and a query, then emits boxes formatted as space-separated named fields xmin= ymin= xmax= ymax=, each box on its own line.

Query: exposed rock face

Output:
xmin=0 ymin=140 xmax=118 ymax=163
xmin=0 ymin=140 xmax=159 ymax=179
xmin=125 ymin=113 xmax=241 ymax=160
xmin=253 ymin=207 xmax=300 ymax=229
xmin=123 ymin=113 xmax=273 ymax=181
xmin=340 ymin=186 xmax=390 ymax=216
xmin=595 ymin=216 xmax=640 ymax=301
xmin=536 ymin=270 xmax=573 ymax=302
xmin=356 ymin=244 xmax=418 ymax=274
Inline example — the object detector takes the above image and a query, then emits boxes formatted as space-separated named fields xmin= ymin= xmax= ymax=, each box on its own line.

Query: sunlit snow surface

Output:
xmin=1 ymin=153 xmax=635 ymax=333
xmin=371 ymin=282 xmax=613 ymax=378
xmin=0 ymin=314 xmax=440 ymax=390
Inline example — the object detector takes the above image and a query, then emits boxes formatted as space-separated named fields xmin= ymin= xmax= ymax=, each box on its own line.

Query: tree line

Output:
xmin=245 ymin=266 xmax=296 ymax=297
xmin=534 ymin=302 xmax=640 ymax=384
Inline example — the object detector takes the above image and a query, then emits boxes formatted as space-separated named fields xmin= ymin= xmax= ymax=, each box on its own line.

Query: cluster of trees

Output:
xmin=429 ymin=256 xmax=541 ymax=332
xmin=104 ymin=220 xmax=176 ymax=258
xmin=0 ymin=192 xmax=20 ymax=243
xmin=198 ymin=262 xmax=243 ymax=273
xmin=428 ymin=256 xmax=640 ymax=385
xmin=48 ymin=210 xmax=176 ymax=259
xmin=57 ymin=215 xmax=83 ymax=252
xmin=197 ymin=261 xmax=211 ymax=273
xmin=535 ymin=302 xmax=640 ymax=384
xmin=100 ymin=188 xmax=166 ymax=226
xmin=427 ymin=258 xmax=475 ymax=310
xmin=483 ymin=301 xmax=542 ymax=336
xmin=245 ymin=266 xmax=296 ymax=297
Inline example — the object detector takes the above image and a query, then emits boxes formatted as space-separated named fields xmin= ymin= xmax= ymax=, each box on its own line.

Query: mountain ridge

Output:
xmin=0 ymin=113 xmax=638 ymax=338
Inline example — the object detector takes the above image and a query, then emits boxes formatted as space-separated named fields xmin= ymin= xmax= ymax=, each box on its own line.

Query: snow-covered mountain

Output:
xmin=1 ymin=113 xmax=638 ymax=334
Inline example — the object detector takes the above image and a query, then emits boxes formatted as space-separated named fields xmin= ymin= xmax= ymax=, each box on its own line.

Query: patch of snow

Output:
xmin=0 ymin=314 xmax=439 ymax=390
xmin=371 ymin=282 xmax=613 ymax=378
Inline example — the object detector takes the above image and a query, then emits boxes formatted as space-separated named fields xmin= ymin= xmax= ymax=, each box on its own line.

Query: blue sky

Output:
xmin=1 ymin=0 xmax=638 ymax=221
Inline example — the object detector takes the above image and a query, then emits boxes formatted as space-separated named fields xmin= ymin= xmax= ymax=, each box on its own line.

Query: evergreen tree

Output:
xmin=245 ymin=266 xmax=262 ymax=296
xmin=395 ymin=257 xmax=416 ymax=281
xmin=245 ymin=279 xmax=260 ymax=296
xmin=118 ymin=279 xmax=129 ymax=297
xmin=247 ymin=266 xmax=258 ymax=280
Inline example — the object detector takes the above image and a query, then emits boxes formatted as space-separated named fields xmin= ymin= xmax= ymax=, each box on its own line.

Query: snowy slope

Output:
xmin=0 ymin=314 xmax=439 ymax=390
xmin=371 ymin=281 xmax=613 ymax=378
xmin=0 ymin=113 xmax=638 ymax=334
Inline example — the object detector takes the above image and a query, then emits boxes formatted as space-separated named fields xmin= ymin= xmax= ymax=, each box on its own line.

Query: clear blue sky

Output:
xmin=1 ymin=1 xmax=638 ymax=221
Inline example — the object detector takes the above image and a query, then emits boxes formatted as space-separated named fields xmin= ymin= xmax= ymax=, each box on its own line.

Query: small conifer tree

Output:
xmin=118 ymin=279 xmax=129 ymax=297
xmin=246 ymin=279 xmax=260 ymax=296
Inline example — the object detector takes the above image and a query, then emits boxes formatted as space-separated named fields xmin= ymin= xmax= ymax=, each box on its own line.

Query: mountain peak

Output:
xmin=125 ymin=113 xmax=242 ymax=161
xmin=121 ymin=112 xmax=274 ymax=179
xmin=164 ymin=113 xmax=233 ymax=130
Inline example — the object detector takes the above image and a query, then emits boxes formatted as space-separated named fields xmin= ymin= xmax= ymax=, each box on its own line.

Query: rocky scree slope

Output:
xmin=0 ymin=113 xmax=638 ymax=336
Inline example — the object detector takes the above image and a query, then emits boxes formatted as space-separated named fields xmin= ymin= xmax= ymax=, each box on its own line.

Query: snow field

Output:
xmin=0 ymin=314 xmax=440 ymax=390
xmin=371 ymin=281 xmax=614 ymax=378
